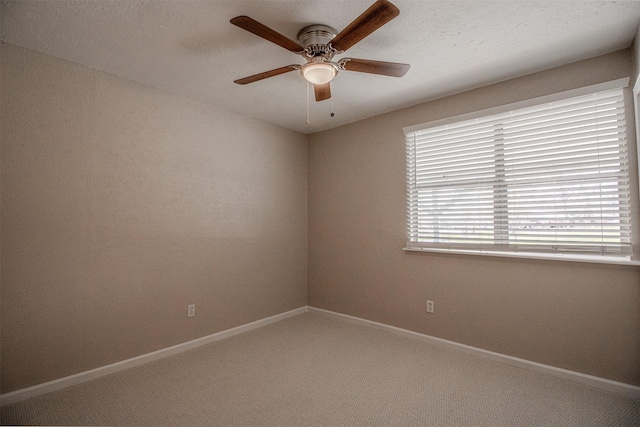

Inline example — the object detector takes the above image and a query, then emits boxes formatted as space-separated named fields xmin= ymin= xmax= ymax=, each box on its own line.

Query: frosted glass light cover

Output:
xmin=301 ymin=63 xmax=337 ymax=85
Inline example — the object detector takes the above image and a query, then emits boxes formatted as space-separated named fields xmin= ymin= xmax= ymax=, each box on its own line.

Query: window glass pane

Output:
xmin=410 ymin=187 xmax=494 ymax=244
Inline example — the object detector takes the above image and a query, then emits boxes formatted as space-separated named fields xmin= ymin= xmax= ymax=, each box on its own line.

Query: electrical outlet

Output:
xmin=426 ymin=300 xmax=434 ymax=314
xmin=187 ymin=304 xmax=196 ymax=318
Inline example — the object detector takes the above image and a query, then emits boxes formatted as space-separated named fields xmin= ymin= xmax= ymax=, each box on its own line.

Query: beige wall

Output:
xmin=308 ymin=49 xmax=640 ymax=386
xmin=0 ymin=43 xmax=308 ymax=393
xmin=634 ymin=22 xmax=640 ymax=87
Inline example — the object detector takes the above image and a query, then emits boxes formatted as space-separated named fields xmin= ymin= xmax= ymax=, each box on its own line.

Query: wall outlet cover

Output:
xmin=426 ymin=300 xmax=434 ymax=313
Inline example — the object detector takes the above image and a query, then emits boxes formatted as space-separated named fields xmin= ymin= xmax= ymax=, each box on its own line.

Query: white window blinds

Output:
xmin=405 ymin=86 xmax=631 ymax=257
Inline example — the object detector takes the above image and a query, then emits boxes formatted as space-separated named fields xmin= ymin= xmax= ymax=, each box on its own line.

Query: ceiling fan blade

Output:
xmin=330 ymin=0 xmax=399 ymax=52
xmin=231 ymin=16 xmax=304 ymax=53
xmin=341 ymin=58 xmax=409 ymax=77
xmin=314 ymin=83 xmax=331 ymax=101
xmin=234 ymin=65 xmax=298 ymax=85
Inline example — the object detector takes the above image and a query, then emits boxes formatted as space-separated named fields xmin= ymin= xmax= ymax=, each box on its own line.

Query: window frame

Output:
xmin=403 ymin=78 xmax=640 ymax=266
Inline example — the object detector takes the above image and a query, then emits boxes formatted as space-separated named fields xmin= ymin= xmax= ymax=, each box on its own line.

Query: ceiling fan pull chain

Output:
xmin=306 ymin=81 xmax=311 ymax=126
xmin=331 ymin=96 xmax=335 ymax=118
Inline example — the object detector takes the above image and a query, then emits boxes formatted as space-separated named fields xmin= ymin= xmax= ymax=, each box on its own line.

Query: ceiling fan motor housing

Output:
xmin=297 ymin=25 xmax=338 ymax=59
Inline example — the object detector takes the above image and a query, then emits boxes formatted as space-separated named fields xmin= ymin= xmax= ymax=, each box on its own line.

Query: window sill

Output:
xmin=403 ymin=246 xmax=640 ymax=266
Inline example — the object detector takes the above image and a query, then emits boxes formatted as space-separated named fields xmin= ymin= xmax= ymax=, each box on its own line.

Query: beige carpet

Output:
xmin=2 ymin=311 xmax=639 ymax=426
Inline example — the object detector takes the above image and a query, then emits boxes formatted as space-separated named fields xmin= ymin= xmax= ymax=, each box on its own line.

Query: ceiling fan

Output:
xmin=230 ymin=0 xmax=410 ymax=102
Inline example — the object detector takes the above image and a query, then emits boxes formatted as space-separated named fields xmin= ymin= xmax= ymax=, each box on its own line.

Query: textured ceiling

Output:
xmin=2 ymin=1 xmax=640 ymax=134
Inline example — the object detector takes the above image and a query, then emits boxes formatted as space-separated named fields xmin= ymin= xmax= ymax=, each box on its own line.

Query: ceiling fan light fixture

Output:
xmin=301 ymin=61 xmax=337 ymax=85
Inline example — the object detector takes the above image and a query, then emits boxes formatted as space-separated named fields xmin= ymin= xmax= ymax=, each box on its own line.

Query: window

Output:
xmin=404 ymin=81 xmax=634 ymax=261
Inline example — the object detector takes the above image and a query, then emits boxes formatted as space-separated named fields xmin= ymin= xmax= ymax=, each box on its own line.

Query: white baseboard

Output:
xmin=3 ymin=305 xmax=638 ymax=406
xmin=0 ymin=306 xmax=308 ymax=406
xmin=307 ymin=306 xmax=640 ymax=399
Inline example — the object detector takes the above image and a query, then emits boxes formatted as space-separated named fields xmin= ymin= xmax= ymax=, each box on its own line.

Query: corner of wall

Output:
xmin=632 ymin=20 xmax=640 ymax=87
